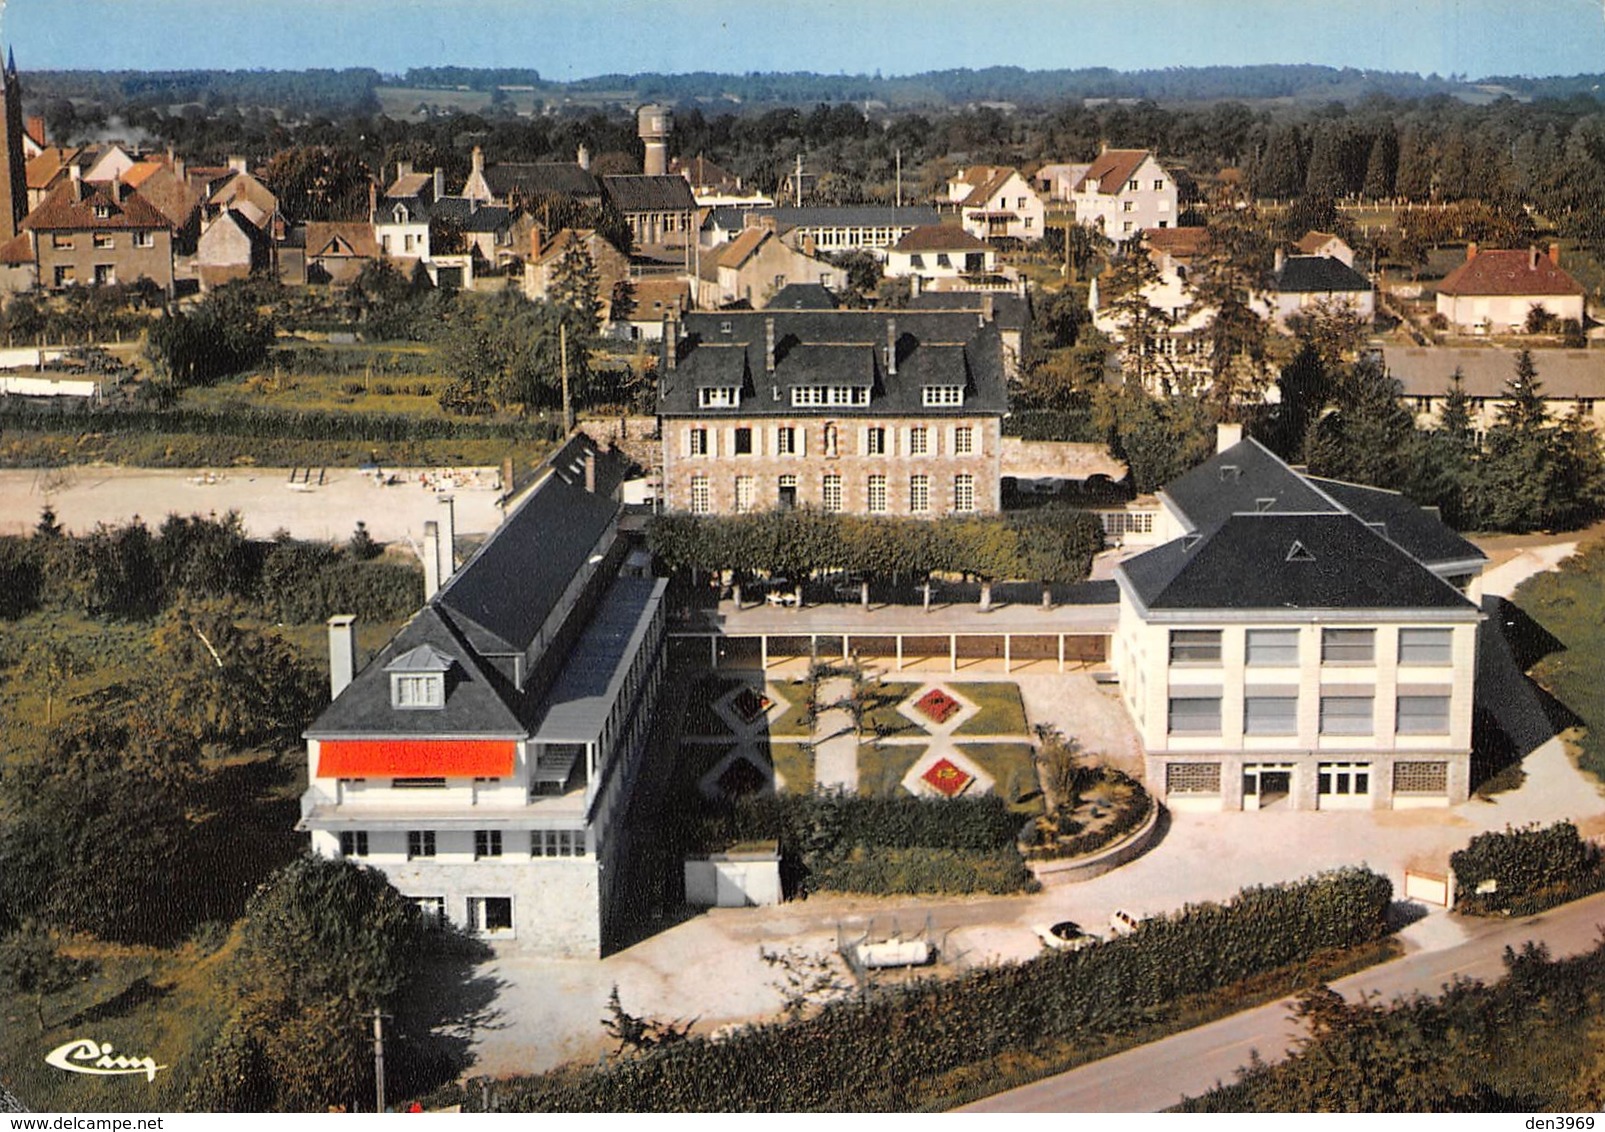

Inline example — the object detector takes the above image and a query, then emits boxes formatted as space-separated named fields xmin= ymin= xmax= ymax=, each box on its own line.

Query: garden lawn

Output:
xmin=858 ymin=682 xmax=924 ymax=737
xmin=953 ymin=742 xmax=1042 ymax=812
xmin=184 ymin=371 xmax=452 ymax=420
xmin=1512 ymin=539 xmax=1605 ymax=781
xmin=766 ymin=681 xmax=814 ymax=738
xmin=952 ymin=682 xmax=1029 ymax=736
xmin=857 ymin=743 xmax=927 ymax=798
xmin=766 ymin=741 xmax=815 ymax=793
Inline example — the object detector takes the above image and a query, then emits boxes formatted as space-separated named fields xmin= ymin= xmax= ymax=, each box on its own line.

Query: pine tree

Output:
xmin=1438 ymin=367 xmax=1474 ymax=444
xmin=1102 ymin=237 xmax=1177 ymax=393
xmin=1498 ymin=349 xmax=1548 ymax=435
xmin=1361 ymin=125 xmax=1398 ymax=201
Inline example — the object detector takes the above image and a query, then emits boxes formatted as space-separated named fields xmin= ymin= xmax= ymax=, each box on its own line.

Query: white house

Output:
xmin=300 ymin=437 xmax=669 ymax=957
xmin=953 ymin=167 xmax=1045 ymax=244
xmin=1270 ymin=251 xmax=1375 ymax=331
xmin=1112 ymin=427 xmax=1486 ymax=813
xmin=1070 ymin=149 xmax=1178 ymax=242
xmin=884 ymin=225 xmax=996 ymax=284
xmin=1435 ymin=244 xmax=1586 ymax=334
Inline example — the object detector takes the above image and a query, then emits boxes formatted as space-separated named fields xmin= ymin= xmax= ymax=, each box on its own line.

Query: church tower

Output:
xmin=0 ymin=49 xmax=29 ymax=242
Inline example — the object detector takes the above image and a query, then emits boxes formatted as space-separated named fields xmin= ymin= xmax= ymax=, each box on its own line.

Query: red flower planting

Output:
xmin=914 ymin=688 xmax=961 ymax=724
xmin=921 ymin=757 xmax=973 ymax=797
xmin=731 ymin=687 xmax=772 ymax=725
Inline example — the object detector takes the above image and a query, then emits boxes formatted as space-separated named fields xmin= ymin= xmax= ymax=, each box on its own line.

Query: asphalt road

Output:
xmin=961 ymin=890 xmax=1605 ymax=1112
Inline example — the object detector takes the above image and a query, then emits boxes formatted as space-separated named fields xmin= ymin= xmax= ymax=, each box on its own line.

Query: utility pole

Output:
xmin=372 ymin=1006 xmax=386 ymax=1114
xmin=895 ymin=148 xmax=902 ymax=208
xmin=560 ymin=320 xmax=574 ymax=433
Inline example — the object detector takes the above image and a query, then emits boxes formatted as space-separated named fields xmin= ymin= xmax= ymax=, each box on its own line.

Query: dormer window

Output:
xmin=699 ymin=386 xmax=740 ymax=408
xmin=923 ymin=386 xmax=964 ymax=407
xmin=392 ymin=204 xmax=409 ymax=223
xmin=93 ymin=204 xmax=112 ymax=220
xmin=394 ymin=673 xmax=444 ymax=708
xmin=792 ymin=386 xmax=869 ymax=408
xmin=386 ymin=643 xmax=454 ymax=710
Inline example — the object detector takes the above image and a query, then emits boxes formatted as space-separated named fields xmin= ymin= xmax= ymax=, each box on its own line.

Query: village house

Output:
xmin=950 ymin=166 xmax=1045 ymax=244
xmin=22 ymin=170 xmax=174 ymax=292
xmin=195 ymin=207 xmax=271 ymax=290
xmin=1070 ymin=148 xmax=1178 ymax=242
xmin=657 ymin=307 xmax=1007 ymax=516
xmin=1113 ymin=426 xmax=1485 ymax=812
xmin=1270 ymin=248 xmax=1375 ymax=331
xmin=1384 ymin=345 xmax=1605 ymax=437
xmin=301 ymin=437 xmax=668 ymax=956
xmin=305 ymin=220 xmax=379 ymax=285
xmin=884 ymin=224 xmax=996 ymax=286
xmin=698 ymin=223 xmax=837 ymax=308
xmin=601 ymin=174 xmax=698 ymax=256
xmin=522 ymin=226 xmax=631 ymax=314
xmin=1435 ymin=244 xmax=1586 ymax=334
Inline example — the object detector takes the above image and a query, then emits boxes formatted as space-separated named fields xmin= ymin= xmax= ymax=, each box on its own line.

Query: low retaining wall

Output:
xmin=1027 ymin=800 xmax=1164 ymax=883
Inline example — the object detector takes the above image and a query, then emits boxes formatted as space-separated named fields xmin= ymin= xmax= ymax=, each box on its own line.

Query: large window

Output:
xmin=953 ymin=426 xmax=974 ymax=455
xmin=866 ymin=427 xmax=887 ymax=455
xmin=1322 ymin=628 xmax=1375 ymax=664
xmin=699 ymin=387 xmax=738 ymax=408
xmin=474 ymin=830 xmax=503 ymax=859
xmin=867 ymin=475 xmax=887 ymax=513
xmin=1318 ymin=762 xmax=1371 ymax=796
xmin=1168 ymin=696 xmax=1221 ymax=735
xmin=1243 ymin=695 xmax=1298 ymax=735
xmin=1246 ymin=629 xmax=1299 ymax=666
xmin=1398 ymin=628 xmax=1453 ymax=665
xmin=1319 ymin=695 xmax=1374 ymax=735
xmin=733 ymin=427 xmax=753 ymax=455
xmin=339 ymin=831 xmax=369 ymax=858
xmin=532 ymin=829 xmax=586 ymax=858
xmin=1169 ymin=629 xmax=1221 ymax=664
xmin=689 ymin=475 xmax=711 ymax=514
xmin=910 ymin=475 xmax=930 ymax=513
xmin=793 ymin=386 xmax=870 ymax=407
xmin=406 ymin=830 xmax=436 ymax=859
xmin=467 ymin=896 xmax=513 ymax=934
xmin=1396 ymin=695 xmax=1451 ymax=734
xmin=909 ymin=427 xmax=929 ymax=455
xmin=776 ymin=426 xmax=798 ymax=456
xmin=923 ymin=386 xmax=964 ymax=407
xmin=822 ymin=474 xmax=843 ymax=513
xmin=953 ymin=474 xmax=976 ymax=513
xmin=689 ymin=428 xmax=710 ymax=456
xmin=734 ymin=476 xmax=755 ymax=513
xmin=133 ymin=230 xmax=155 ymax=249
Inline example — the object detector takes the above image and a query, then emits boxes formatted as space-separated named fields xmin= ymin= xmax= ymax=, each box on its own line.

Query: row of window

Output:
xmin=49 ymin=231 xmax=158 ymax=250
xmin=690 ymin=472 xmax=975 ymax=514
xmin=688 ymin=423 xmax=976 ymax=458
xmin=1168 ymin=693 xmax=1451 ymax=737
xmin=1165 ymin=760 xmax=1449 ymax=796
xmin=1169 ymin=627 xmax=1453 ymax=667
xmin=339 ymin=828 xmax=587 ymax=860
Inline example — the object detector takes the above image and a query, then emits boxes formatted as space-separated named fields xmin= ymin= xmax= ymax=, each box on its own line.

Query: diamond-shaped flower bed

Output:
xmin=716 ymin=756 xmax=770 ymax=798
xmin=921 ymin=757 xmax=974 ymax=798
xmin=914 ymin=688 xmax=961 ymax=725
xmin=730 ymin=687 xmax=773 ymax=725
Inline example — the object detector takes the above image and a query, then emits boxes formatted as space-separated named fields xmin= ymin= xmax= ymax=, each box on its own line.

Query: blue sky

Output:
xmin=3 ymin=0 xmax=1603 ymax=79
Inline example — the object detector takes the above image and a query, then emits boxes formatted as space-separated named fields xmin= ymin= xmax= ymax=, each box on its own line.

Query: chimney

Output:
xmin=228 ymin=155 xmax=247 ymax=174
xmin=438 ymin=495 xmax=457 ymax=578
xmin=471 ymin=146 xmax=484 ymax=178
xmin=422 ymin=520 xmax=442 ymax=600
xmin=1216 ymin=422 xmax=1244 ymax=453
xmin=765 ymin=316 xmax=776 ymax=373
xmin=327 ymin=615 xmax=358 ymax=699
xmin=530 ymin=225 xmax=542 ymax=261
xmin=368 ymin=179 xmax=377 ymax=221
xmin=584 ymin=447 xmax=597 ymax=493
xmin=981 ymin=294 xmax=995 ymax=325
xmin=397 ymin=159 xmax=413 ymax=180
xmin=25 ymin=115 xmax=44 ymax=146
xmin=664 ymin=318 xmax=678 ymax=370
xmin=1530 ymin=245 xmax=1540 ymax=271
xmin=69 ymin=160 xmax=80 ymax=184
xmin=1466 ymin=241 xmax=1478 ymax=262
xmin=885 ymin=318 xmax=898 ymax=375
xmin=1274 ymin=247 xmax=1286 ymax=275
xmin=1550 ymin=243 xmax=1561 ymax=267
xmin=433 ymin=167 xmax=445 ymax=201
xmin=577 ymin=144 xmax=591 ymax=171
xmin=174 ymin=155 xmax=186 ymax=184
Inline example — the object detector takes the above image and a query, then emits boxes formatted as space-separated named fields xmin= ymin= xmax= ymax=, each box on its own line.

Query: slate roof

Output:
xmin=484 ymin=162 xmax=600 ymax=201
xmin=1119 ymin=512 xmax=1477 ymax=612
xmin=430 ymin=196 xmax=513 ymax=233
xmin=528 ymin=576 xmax=665 ymax=743
xmin=1276 ymin=255 xmax=1371 ymax=294
xmin=1438 ymin=249 xmax=1582 ymax=297
xmin=767 ymin=205 xmax=941 ymax=230
xmin=658 ymin=309 xmax=1007 ymax=418
xmin=22 ymin=179 xmax=171 ymax=231
xmin=765 ymin=283 xmax=840 ymax=310
xmin=1384 ymin=346 xmax=1605 ymax=400
xmin=904 ymin=288 xmax=1033 ymax=333
xmin=893 ymin=224 xmax=989 ymax=253
xmin=1074 ymin=149 xmax=1151 ymax=195
xmin=671 ymin=154 xmax=738 ymax=189
xmin=1161 ymin=436 xmax=1339 ymax=534
xmin=602 ymin=174 xmax=697 ymax=213
xmin=1309 ymin=477 xmax=1485 ymax=569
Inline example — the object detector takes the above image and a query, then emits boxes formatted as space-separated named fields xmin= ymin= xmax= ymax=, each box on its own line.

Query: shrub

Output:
xmin=813 ymin=846 xmax=1037 ymax=896
xmin=1451 ymin=821 xmax=1602 ymax=914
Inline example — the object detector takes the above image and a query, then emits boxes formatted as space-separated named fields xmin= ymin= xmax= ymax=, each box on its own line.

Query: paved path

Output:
xmin=811 ymin=677 xmax=860 ymax=791
xmin=964 ymin=890 xmax=1605 ymax=1112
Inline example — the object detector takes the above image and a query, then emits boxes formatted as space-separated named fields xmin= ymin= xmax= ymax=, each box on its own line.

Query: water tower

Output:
xmin=637 ymin=104 xmax=672 ymax=176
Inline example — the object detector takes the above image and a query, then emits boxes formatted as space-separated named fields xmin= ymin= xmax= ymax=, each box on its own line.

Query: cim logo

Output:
xmin=45 ymin=1038 xmax=166 ymax=1082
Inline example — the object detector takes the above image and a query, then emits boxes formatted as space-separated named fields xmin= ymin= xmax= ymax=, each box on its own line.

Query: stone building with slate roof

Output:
xmin=1112 ymin=426 xmax=1486 ymax=812
xmin=657 ymin=308 xmax=1008 ymax=516
xmin=1270 ymin=250 xmax=1375 ymax=330
xmin=299 ymin=436 xmax=669 ymax=956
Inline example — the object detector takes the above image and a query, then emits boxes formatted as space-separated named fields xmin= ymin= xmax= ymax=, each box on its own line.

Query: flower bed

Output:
xmin=716 ymin=757 xmax=770 ymax=798
xmin=914 ymin=688 xmax=961 ymax=724
xmin=1020 ymin=769 xmax=1154 ymax=861
xmin=730 ymin=686 xmax=773 ymax=725
xmin=921 ymin=757 xmax=974 ymax=798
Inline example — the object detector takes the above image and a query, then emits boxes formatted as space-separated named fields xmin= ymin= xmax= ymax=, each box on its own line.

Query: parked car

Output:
xmin=1035 ymin=920 xmax=1101 ymax=952
xmin=1108 ymin=909 xmax=1145 ymax=937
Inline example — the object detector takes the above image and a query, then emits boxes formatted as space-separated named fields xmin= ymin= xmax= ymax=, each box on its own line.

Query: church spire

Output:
xmin=5 ymin=49 xmax=15 ymax=78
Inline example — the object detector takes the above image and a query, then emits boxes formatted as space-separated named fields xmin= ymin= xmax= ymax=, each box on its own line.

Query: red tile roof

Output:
xmin=21 ymin=179 xmax=171 ymax=231
xmin=307 ymin=220 xmax=378 ymax=260
xmin=1438 ymin=249 xmax=1582 ymax=297
xmin=1074 ymin=149 xmax=1151 ymax=195
xmin=892 ymin=224 xmax=989 ymax=252
xmin=1295 ymin=230 xmax=1342 ymax=255
xmin=0 ymin=232 xmax=33 ymax=265
xmin=717 ymin=226 xmax=770 ymax=268
xmin=1143 ymin=226 xmax=1211 ymax=260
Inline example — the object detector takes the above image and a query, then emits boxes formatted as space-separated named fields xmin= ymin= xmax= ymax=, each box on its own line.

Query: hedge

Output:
xmin=1451 ymin=821 xmax=1604 ymax=915
xmin=812 ymin=845 xmax=1037 ymax=896
xmin=445 ymin=867 xmax=1393 ymax=1112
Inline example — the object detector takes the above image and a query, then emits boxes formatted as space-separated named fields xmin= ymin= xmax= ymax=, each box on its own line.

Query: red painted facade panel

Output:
xmin=317 ymin=739 xmax=517 ymax=778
